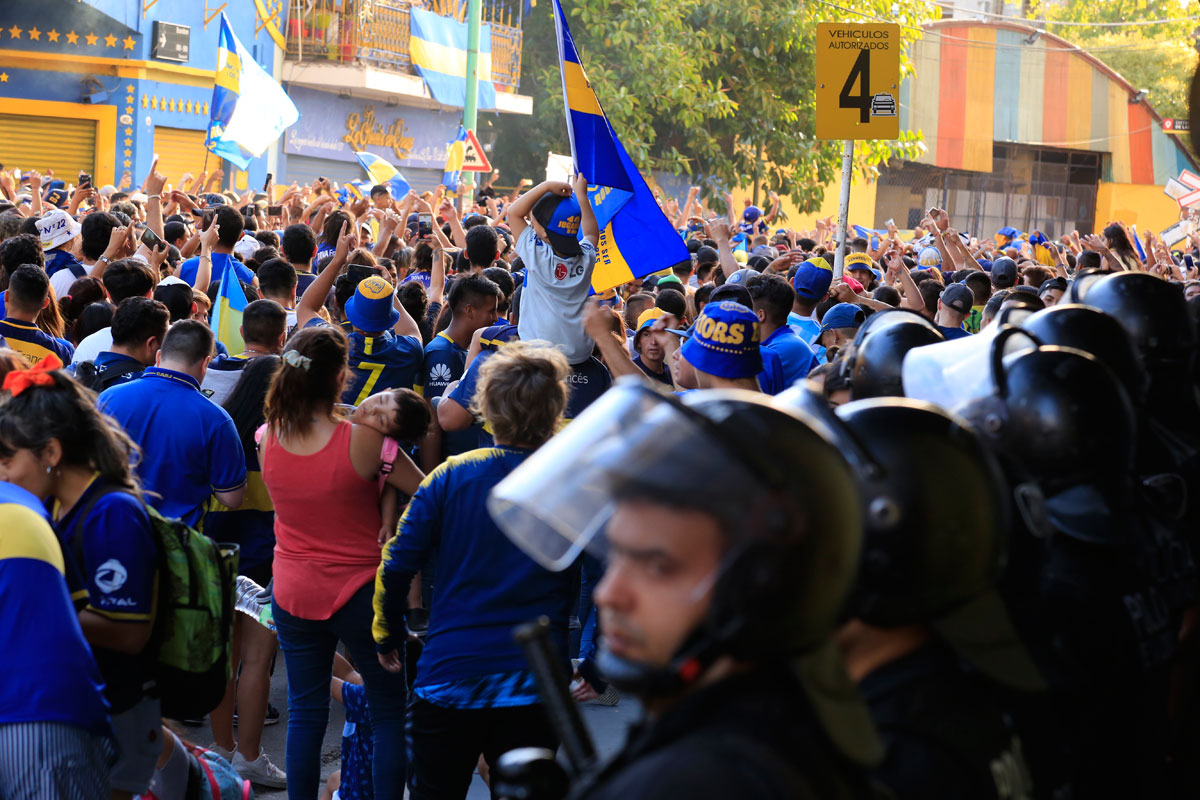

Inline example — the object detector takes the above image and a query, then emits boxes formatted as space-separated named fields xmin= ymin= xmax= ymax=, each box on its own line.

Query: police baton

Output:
xmin=513 ymin=616 xmax=598 ymax=776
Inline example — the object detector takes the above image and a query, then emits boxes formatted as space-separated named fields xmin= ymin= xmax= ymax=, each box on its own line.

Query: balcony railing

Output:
xmin=286 ymin=0 xmax=523 ymax=91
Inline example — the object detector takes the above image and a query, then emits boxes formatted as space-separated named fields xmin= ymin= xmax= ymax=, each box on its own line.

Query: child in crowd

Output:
xmin=349 ymin=386 xmax=430 ymax=544
xmin=321 ymin=654 xmax=371 ymax=800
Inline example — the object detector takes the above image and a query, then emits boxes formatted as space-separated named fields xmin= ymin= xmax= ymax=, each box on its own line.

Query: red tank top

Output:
xmin=264 ymin=421 xmax=382 ymax=620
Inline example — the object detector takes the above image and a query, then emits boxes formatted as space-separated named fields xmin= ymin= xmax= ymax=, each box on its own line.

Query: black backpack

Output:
xmin=74 ymin=361 xmax=140 ymax=393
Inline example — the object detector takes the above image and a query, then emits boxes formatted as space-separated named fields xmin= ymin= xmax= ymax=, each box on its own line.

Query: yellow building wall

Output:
xmin=1096 ymin=182 xmax=1184 ymax=236
xmin=729 ymin=170 xmax=879 ymax=234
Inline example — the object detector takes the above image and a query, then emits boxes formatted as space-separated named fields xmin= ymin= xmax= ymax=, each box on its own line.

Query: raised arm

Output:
xmin=297 ymin=221 xmax=355 ymax=328
xmin=710 ymin=219 xmax=740 ymax=280
xmin=575 ymin=173 xmax=598 ymax=246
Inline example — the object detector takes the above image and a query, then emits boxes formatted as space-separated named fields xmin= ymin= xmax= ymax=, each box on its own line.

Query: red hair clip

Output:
xmin=2 ymin=353 xmax=63 ymax=397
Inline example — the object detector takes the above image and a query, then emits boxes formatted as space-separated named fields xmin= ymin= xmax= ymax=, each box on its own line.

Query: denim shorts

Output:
xmin=0 ymin=721 xmax=116 ymax=800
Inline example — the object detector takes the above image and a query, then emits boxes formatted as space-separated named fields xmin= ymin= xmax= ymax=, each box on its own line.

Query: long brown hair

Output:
xmin=264 ymin=326 xmax=348 ymax=439
xmin=0 ymin=370 xmax=142 ymax=497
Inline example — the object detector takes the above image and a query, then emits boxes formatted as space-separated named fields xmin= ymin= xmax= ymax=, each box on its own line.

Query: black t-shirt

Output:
xmin=860 ymin=642 xmax=1034 ymax=800
xmin=572 ymin=665 xmax=881 ymax=800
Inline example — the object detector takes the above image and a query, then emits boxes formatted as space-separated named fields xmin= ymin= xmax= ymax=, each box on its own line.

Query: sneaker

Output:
xmin=232 ymin=749 xmax=287 ymax=788
xmin=207 ymin=743 xmax=235 ymax=763
xmin=587 ymin=685 xmax=620 ymax=707
xmin=233 ymin=702 xmax=281 ymax=727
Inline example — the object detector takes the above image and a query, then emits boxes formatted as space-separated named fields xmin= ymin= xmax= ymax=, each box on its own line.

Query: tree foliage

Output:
xmin=1028 ymin=0 xmax=1197 ymax=120
xmin=493 ymin=0 xmax=937 ymax=212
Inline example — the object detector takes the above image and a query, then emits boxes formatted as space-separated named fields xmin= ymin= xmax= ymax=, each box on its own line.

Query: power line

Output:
xmin=938 ymin=3 xmax=1200 ymax=28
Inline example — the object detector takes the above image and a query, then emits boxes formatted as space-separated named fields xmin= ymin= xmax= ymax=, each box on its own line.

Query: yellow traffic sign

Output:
xmin=816 ymin=23 xmax=900 ymax=141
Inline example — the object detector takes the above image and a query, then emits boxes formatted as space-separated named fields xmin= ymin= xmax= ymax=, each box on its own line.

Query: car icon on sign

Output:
xmin=870 ymin=93 xmax=897 ymax=117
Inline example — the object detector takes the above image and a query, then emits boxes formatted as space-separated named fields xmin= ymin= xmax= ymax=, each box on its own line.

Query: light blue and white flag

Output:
xmin=206 ymin=13 xmax=299 ymax=169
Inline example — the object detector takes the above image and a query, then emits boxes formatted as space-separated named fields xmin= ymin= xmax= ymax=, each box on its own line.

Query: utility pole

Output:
xmin=463 ymin=0 xmax=483 ymax=191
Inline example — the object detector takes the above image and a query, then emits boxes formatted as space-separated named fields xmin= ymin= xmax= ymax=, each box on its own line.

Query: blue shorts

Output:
xmin=0 ymin=721 xmax=116 ymax=800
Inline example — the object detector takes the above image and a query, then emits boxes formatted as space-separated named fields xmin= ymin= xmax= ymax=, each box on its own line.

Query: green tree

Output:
xmin=493 ymin=0 xmax=937 ymax=212
xmin=1027 ymin=0 xmax=1197 ymax=120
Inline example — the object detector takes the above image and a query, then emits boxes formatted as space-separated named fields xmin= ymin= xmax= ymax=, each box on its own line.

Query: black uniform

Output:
xmin=861 ymin=642 xmax=1033 ymax=800
xmin=570 ymin=665 xmax=884 ymax=800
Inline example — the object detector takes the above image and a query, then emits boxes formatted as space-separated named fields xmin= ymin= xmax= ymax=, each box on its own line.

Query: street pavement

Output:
xmin=190 ymin=652 xmax=637 ymax=798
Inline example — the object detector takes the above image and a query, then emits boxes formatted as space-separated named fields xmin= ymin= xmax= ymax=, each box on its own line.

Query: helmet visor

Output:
xmin=488 ymin=380 xmax=762 ymax=571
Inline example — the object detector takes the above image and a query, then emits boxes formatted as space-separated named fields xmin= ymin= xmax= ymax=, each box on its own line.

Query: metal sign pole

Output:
xmin=834 ymin=139 xmax=854 ymax=280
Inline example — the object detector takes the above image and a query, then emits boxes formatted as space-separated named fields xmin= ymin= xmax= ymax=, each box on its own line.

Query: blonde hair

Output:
xmin=473 ymin=340 xmax=570 ymax=448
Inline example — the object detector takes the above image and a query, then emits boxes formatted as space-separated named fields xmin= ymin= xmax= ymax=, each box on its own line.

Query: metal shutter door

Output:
xmin=0 ymin=114 xmax=96 ymax=180
xmin=153 ymin=127 xmax=209 ymax=186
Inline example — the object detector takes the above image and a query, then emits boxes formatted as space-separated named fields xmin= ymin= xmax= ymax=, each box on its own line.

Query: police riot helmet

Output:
xmin=1020 ymin=303 xmax=1149 ymax=409
xmin=849 ymin=309 xmax=945 ymax=399
xmin=488 ymin=379 xmax=863 ymax=693
xmin=959 ymin=341 xmax=1136 ymax=495
xmin=1080 ymin=272 xmax=1196 ymax=373
xmin=833 ymin=398 xmax=1009 ymax=627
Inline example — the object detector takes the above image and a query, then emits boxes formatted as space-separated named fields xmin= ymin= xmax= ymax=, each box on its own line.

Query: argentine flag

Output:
xmin=206 ymin=13 xmax=300 ymax=170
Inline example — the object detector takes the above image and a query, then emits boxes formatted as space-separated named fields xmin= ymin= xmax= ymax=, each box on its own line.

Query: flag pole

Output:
xmin=462 ymin=0 xmax=483 ymax=192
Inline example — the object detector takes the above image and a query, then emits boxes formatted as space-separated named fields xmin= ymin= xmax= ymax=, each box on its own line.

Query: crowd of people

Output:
xmin=1 ymin=155 xmax=1200 ymax=800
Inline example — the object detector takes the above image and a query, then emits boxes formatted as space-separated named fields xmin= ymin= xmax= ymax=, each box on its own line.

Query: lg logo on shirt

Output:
xmin=94 ymin=559 xmax=129 ymax=594
xmin=554 ymin=262 xmax=585 ymax=281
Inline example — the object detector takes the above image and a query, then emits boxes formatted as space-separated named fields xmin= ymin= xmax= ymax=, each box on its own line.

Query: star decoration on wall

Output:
xmin=168 ymin=99 xmax=176 ymax=112
xmin=151 ymin=97 xmax=158 ymax=110
xmin=122 ymin=36 xmax=135 ymax=50
xmin=123 ymin=159 xmax=131 ymax=168
xmin=47 ymin=29 xmax=60 ymax=42
xmin=85 ymin=32 xmax=98 ymax=46
xmin=186 ymin=100 xmax=194 ymax=113
xmin=0 ymin=74 xmax=8 ymax=83
xmin=104 ymin=33 xmax=117 ymax=48
xmin=124 ymin=138 xmax=132 ymax=146
xmin=8 ymin=26 xmax=22 ymax=39
xmin=126 ymin=84 xmax=134 ymax=93
xmin=66 ymin=31 xmax=78 ymax=44
xmin=124 ymin=127 xmax=133 ymax=136
xmin=28 ymin=27 xmax=41 ymax=41
xmin=142 ymin=96 xmax=148 ymax=108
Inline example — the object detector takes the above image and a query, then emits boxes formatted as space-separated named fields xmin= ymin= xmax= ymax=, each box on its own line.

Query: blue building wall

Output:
xmin=0 ymin=0 xmax=285 ymax=188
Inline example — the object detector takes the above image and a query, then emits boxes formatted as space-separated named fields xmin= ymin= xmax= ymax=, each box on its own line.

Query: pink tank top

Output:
xmin=264 ymin=421 xmax=383 ymax=620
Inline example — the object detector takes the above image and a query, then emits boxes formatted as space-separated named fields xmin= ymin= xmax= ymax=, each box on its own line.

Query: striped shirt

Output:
xmin=0 ymin=318 xmax=74 ymax=365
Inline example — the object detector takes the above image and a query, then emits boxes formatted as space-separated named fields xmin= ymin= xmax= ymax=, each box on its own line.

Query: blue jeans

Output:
xmin=274 ymin=582 xmax=407 ymax=800
xmin=576 ymin=555 xmax=603 ymax=663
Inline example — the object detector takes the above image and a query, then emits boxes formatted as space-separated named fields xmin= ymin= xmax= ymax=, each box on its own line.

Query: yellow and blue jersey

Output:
xmin=344 ymin=329 xmax=424 ymax=406
xmin=373 ymin=447 xmax=575 ymax=690
xmin=0 ymin=483 xmax=112 ymax=736
xmin=55 ymin=478 xmax=158 ymax=713
xmin=0 ymin=318 xmax=75 ymax=365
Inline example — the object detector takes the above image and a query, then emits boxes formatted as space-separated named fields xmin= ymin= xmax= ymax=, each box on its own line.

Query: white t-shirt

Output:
xmin=50 ymin=267 xmax=79 ymax=301
xmin=72 ymin=326 xmax=113 ymax=364
xmin=515 ymin=226 xmax=598 ymax=364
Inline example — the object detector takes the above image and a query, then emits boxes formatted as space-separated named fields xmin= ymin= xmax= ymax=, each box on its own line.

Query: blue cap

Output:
xmin=679 ymin=301 xmax=762 ymax=379
xmin=43 ymin=180 xmax=68 ymax=208
xmin=792 ymin=257 xmax=833 ymax=301
xmin=344 ymin=276 xmax=400 ymax=332
xmin=819 ymin=303 xmax=865 ymax=334
xmin=743 ymin=205 xmax=763 ymax=222
xmin=726 ymin=268 xmax=757 ymax=285
xmin=977 ymin=258 xmax=993 ymax=272
xmin=532 ymin=192 xmax=583 ymax=257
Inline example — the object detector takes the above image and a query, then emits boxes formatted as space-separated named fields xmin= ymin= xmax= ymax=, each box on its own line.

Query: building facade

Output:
xmin=0 ymin=0 xmax=529 ymax=194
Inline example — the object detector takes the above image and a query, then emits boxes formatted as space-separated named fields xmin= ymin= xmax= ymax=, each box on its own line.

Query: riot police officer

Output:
xmin=488 ymin=380 xmax=884 ymax=799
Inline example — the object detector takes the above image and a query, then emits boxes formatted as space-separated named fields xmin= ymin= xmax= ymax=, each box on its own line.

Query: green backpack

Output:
xmin=71 ymin=486 xmax=240 ymax=720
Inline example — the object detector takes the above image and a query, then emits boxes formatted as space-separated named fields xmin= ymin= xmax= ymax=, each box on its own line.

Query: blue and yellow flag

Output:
xmin=443 ymin=125 xmax=467 ymax=192
xmin=410 ymin=9 xmax=496 ymax=111
xmin=552 ymin=0 xmax=689 ymax=292
xmin=207 ymin=13 xmax=299 ymax=170
xmin=212 ymin=257 xmax=248 ymax=355
xmin=355 ymin=152 xmax=412 ymax=198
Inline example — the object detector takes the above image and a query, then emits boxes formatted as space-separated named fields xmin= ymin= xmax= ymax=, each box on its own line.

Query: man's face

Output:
xmin=466 ymin=295 xmax=500 ymax=330
xmin=1041 ymin=288 xmax=1064 ymax=307
xmin=671 ymin=348 xmax=698 ymax=390
xmin=595 ymin=500 xmax=723 ymax=670
xmin=1186 ymin=283 xmax=1200 ymax=302
xmin=637 ymin=330 xmax=663 ymax=362
xmin=372 ymin=191 xmax=391 ymax=209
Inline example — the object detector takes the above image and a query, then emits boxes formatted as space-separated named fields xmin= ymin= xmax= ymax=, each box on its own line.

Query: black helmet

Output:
xmin=1066 ymin=268 xmax=1107 ymax=304
xmin=849 ymin=309 xmax=944 ymax=399
xmin=488 ymin=381 xmax=863 ymax=695
xmin=1079 ymin=272 xmax=1196 ymax=373
xmin=959 ymin=342 xmax=1136 ymax=495
xmin=1020 ymin=303 xmax=1149 ymax=408
xmin=833 ymin=398 xmax=1009 ymax=627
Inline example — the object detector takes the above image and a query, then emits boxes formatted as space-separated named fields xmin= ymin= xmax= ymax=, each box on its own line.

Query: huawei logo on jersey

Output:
xmin=555 ymin=262 xmax=568 ymax=281
xmin=429 ymin=363 xmax=453 ymax=383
